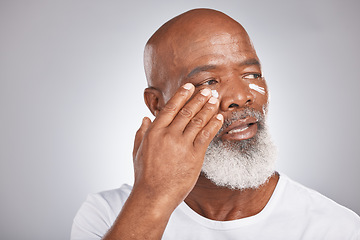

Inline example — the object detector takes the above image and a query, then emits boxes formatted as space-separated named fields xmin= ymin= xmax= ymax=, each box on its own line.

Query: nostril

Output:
xmin=228 ymin=103 xmax=239 ymax=108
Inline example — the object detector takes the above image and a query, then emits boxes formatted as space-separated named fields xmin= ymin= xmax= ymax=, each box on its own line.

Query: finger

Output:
xmin=169 ymin=88 xmax=212 ymax=132
xmin=193 ymin=113 xmax=223 ymax=151
xmin=132 ymin=117 xmax=152 ymax=160
xmin=183 ymin=96 xmax=220 ymax=139
xmin=153 ymin=83 xmax=195 ymax=128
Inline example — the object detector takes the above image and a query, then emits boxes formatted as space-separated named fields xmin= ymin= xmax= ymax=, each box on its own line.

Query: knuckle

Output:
xmin=146 ymin=128 xmax=158 ymax=139
xmin=162 ymin=132 xmax=176 ymax=144
xmin=201 ymin=129 xmax=211 ymax=138
xmin=204 ymin=104 xmax=215 ymax=111
xmin=195 ymin=130 xmax=210 ymax=145
xmin=196 ymin=94 xmax=207 ymax=103
xmin=178 ymin=88 xmax=188 ymax=96
xmin=163 ymin=103 xmax=177 ymax=113
xmin=214 ymin=118 xmax=222 ymax=127
xmin=179 ymin=107 xmax=193 ymax=118
xmin=191 ymin=117 xmax=204 ymax=127
xmin=210 ymin=122 xmax=221 ymax=132
xmin=162 ymin=132 xmax=171 ymax=141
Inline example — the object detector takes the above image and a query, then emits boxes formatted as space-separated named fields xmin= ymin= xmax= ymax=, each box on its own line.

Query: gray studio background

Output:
xmin=1 ymin=0 xmax=359 ymax=239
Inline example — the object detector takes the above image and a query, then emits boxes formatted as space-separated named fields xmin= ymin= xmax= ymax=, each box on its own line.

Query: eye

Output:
xmin=243 ymin=73 xmax=262 ymax=80
xmin=199 ymin=79 xmax=218 ymax=86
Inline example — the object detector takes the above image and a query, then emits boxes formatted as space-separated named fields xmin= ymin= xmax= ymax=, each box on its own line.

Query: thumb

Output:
xmin=132 ymin=117 xmax=152 ymax=160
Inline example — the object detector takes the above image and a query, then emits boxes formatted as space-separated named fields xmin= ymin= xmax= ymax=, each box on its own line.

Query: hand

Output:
xmin=132 ymin=83 xmax=223 ymax=208
xmin=102 ymin=83 xmax=223 ymax=240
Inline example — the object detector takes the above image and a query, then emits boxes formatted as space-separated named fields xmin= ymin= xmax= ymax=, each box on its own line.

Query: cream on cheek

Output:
xmin=249 ymin=83 xmax=265 ymax=95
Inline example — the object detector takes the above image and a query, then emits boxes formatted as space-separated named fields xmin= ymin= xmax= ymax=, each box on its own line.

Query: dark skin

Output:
xmin=103 ymin=9 xmax=279 ymax=240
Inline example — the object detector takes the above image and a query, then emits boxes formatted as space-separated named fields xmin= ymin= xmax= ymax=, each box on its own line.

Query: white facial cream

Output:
xmin=249 ymin=84 xmax=265 ymax=95
xmin=211 ymin=90 xmax=219 ymax=98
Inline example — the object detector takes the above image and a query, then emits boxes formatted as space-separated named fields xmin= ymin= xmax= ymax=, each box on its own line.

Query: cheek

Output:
xmin=249 ymin=83 xmax=266 ymax=95
xmin=249 ymin=82 xmax=269 ymax=108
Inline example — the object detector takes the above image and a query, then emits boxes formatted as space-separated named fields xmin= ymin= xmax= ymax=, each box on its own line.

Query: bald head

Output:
xmin=144 ymin=9 xmax=255 ymax=99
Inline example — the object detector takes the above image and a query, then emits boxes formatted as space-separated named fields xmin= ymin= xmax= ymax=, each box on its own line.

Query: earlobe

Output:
xmin=144 ymin=87 xmax=163 ymax=117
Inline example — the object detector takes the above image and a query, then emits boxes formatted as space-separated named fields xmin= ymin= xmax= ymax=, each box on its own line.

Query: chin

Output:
xmin=202 ymin=117 xmax=277 ymax=190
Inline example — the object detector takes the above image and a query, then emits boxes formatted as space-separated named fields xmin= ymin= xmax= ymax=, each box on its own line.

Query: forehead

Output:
xmin=174 ymin=32 xmax=259 ymax=79
xmin=187 ymin=32 xmax=250 ymax=55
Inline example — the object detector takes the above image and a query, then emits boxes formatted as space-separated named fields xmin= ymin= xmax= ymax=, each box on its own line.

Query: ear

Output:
xmin=144 ymin=87 xmax=164 ymax=117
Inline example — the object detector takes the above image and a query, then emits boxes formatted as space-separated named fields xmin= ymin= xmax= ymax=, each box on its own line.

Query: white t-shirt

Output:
xmin=71 ymin=173 xmax=360 ymax=239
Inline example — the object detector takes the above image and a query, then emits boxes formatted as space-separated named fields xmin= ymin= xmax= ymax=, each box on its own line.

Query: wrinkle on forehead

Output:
xmin=209 ymin=32 xmax=241 ymax=45
xmin=180 ymin=39 xmax=253 ymax=64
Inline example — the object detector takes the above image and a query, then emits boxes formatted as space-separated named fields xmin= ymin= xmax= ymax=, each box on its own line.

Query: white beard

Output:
xmin=201 ymin=109 xmax=277 ymax=190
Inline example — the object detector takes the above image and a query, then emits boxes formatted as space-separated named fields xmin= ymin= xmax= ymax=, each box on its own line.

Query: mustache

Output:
xmin=215 ymin=107 xmax=266 ymax=137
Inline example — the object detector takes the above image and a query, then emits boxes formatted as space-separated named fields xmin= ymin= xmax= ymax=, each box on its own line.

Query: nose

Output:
xmin=219 ymin=80 xmax=254 ymax=112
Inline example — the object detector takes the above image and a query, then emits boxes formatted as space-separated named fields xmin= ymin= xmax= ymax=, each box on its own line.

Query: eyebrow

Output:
xmin=241 ymin=58 xmax=261 ymax=67
xmin=186 ymin=65 xmax=217 ymax=79
xmin=186 ymin=58 xmax=261 ymax=79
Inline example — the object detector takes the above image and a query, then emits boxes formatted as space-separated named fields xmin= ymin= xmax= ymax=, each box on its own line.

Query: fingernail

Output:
xmin=183 ymin=83 xmax=193 ymax=90
xmin=208 ymin=97 xmax=218 ymax=104
xmin=200 ymin=88 xmax=211 ymax=96
xmin=216 ymin=114 xmax=223 ymax=121
xmin=211 ymin=90 xmax=219 ymax=98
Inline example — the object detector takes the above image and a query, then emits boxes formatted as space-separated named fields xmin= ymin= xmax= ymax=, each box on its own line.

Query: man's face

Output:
xmin=156 ymin=24 xmax=276 ymax=189
xmin=165 ymin=30 xmax=269 ymax=142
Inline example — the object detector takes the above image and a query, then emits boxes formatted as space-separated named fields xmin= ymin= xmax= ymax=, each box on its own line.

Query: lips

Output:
xmin=220 ymin=116 xmax=258 ymax=141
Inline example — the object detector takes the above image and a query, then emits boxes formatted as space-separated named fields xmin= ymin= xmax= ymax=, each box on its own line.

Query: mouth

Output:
xmin=220 ymin=116 xmax=258 ymax=141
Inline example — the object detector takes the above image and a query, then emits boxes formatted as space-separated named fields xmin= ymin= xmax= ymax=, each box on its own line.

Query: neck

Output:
xmin=184 ymin=172 xmax=279 ymax=221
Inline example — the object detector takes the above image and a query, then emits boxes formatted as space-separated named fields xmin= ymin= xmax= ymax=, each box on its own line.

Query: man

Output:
xmin=71 ymin=9 xmax=360 ymax=239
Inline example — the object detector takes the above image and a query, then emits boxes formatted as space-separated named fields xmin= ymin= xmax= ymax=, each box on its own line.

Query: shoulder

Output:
xmin=71 ymin=184 xmax=133 ymax=240
xmin=82 ymin=184 xmax=133 ymax=217
xmin=278 ymin=174 xmax=360 ymax=234
xmin=94 ymin=184 xmax=133 ymax=206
